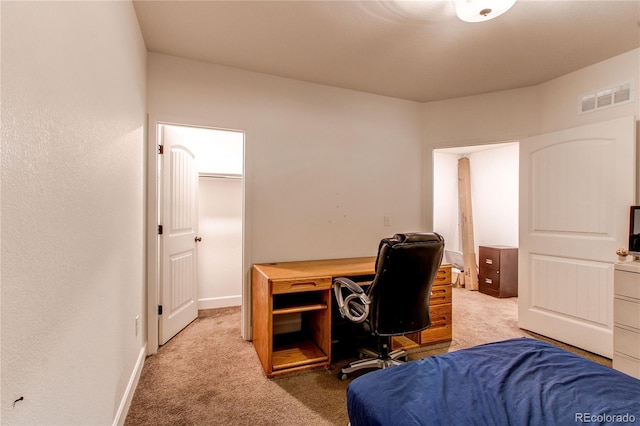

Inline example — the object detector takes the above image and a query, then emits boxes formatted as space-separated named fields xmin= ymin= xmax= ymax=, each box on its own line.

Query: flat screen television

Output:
xmin=629 ymin=206 xmax=640 ymax=255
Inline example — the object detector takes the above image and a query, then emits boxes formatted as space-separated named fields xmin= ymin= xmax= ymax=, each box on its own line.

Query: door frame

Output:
xmin=146 ymin=115 xmax=251 ymax=354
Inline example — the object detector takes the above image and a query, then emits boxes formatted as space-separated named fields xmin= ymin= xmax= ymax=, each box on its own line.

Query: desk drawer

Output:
xmin=272 ymin=277 xmax=331 ymax=294
xmin=430 ymin=284 xmax=452 ymax=305
xmin=421 ymin=303 xmax=452 ymax=344
xmin=428 ymin=303 xmax=451 ymax=328
xmin=434 ymin=266 xmax=452 ymax=285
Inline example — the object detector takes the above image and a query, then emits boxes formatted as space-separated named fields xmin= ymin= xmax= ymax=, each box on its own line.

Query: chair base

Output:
xmin=338 ymin=347 xmax=408 ymax=381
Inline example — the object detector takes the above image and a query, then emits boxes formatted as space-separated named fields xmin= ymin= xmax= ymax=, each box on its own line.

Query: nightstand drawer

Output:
xmin=271 ymin=277 xmax=331 ymax=294
xmin=614 ymin=326 xmax=640 ymax=359
xmin=613 ymin=352 xmax=640 ymax=378
xmin=615 ymin=298 xmax=640 ymax=330
xmin=615 ymin=269 xmax=640 ymax=300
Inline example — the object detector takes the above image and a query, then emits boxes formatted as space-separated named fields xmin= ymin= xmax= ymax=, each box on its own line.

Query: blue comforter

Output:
xmin=347 ymin=338 xmax=640 ymax=425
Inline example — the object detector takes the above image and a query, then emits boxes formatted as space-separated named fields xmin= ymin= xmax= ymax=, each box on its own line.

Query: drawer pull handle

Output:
xmin=484 ymin=278 xmax=493 ymax=284
xmin=485 ymin=259 xmax=493 ymax=265
xmin=290 ymin=282 xmax=317 ymax=287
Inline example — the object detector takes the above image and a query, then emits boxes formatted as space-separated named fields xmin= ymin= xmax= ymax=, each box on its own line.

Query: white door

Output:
xmin=519 ymin=116 xmax=636 ymax=357
xmin=159 ymin=125 xmax=200 ymax=345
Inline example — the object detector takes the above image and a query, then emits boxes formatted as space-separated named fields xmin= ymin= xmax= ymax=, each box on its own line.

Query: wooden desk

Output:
xmin=252 ymin=257 xmax=452 ymax=377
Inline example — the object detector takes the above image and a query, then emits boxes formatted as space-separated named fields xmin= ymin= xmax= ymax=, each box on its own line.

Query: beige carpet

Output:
xmin=124 ymin=288 xmax=610 ymax=426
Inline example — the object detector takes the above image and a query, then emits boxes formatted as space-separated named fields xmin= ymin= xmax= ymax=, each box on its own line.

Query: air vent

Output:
xmin=581 ymin=94 xmax=596 ymax=112
xmin=596 ymin=89 xmax=612 ymax=108
xmin=614 ymin=83 xmax=631 ymax=104
xmin=580 ymin=82 xmax=633 ymax=114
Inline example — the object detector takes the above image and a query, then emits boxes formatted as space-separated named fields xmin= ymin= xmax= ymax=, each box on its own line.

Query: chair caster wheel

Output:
xmin=338 ymin=372 xmax=348 ymax=381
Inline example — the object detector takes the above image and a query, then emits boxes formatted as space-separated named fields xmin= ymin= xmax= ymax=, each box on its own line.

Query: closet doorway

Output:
xmin=433 ymin=142 xmax=519 ymax=278
xmin=156 ymin=123 xmax=244 ymax=345
xmin=179 ymin=125 xmax=244 ymax=311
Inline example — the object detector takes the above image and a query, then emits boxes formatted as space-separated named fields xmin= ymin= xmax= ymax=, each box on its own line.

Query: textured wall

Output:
xmin=148 ymin=53 xmax=426 ymax=264
xmin=1 ymin=2 xmax=146 ymax=424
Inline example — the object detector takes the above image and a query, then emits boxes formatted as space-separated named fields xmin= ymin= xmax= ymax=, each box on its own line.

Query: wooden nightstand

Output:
xmin=613 ymin=261 xmax=640 ymax=379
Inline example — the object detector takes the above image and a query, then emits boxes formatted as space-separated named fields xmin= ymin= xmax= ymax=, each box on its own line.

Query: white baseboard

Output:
xmin=198 ymin=295 xmax=241 ymax=310
xmin=112 ymin=344 xmax=146 ymax=426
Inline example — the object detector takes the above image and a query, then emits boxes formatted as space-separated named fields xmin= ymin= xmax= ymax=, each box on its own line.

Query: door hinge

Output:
xmin=158 ymin=305 xmax=163 ymax=315
xmin=158 ymin=225 xmax=163 ymax=235
xmin=158 ymin=145 xmax=164 ymax=155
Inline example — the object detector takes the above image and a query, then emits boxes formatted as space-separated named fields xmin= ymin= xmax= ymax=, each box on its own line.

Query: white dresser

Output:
xmin=613 ymin=261 xmax=640 ymax=379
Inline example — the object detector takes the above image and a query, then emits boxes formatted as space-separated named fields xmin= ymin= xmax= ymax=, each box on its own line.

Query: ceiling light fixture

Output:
xmin=454 ymin=0 xmax=517 ymax=23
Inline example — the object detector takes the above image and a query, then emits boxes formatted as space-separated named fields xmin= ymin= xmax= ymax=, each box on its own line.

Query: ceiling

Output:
xmin=133 ymin=0 xmax=640 ymax=103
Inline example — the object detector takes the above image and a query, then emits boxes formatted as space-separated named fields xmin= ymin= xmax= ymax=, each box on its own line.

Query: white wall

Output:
xmin=147 ymin=52 xmax=426 ymax=264
xmin=538 ymin=49 xmax=640 ymax=135
xmin=198 ymin=178 xmax=243 ymax=309
xmin=470 ymin=144 xmax=519 ymax=248
xmin=423 ymin=49 xmax=640 ymax=147
xmin=433 ymin=143 xmax=519 ymax=254
xmin=423 ymin=49 xmax=640 ymax=226
xmin=147 ymin=53 xmax=425 ymax=342
xmin=537 ymin=48 xmax=640 ymax=204
xmin=1 ymin=2 xmax=146 ymax=425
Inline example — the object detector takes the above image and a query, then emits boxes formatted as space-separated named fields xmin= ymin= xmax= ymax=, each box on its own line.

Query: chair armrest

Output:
xmin=333 ymin=277 xmax=370 ymax=323
xmin=333 ymin=277 xmax=365 ymax=294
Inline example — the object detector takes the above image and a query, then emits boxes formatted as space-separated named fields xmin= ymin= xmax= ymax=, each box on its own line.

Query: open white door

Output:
xmin=159 ymin=125 xmax=200 ymax=345
xmin=519 ymin=116 xmax=636 ymax=358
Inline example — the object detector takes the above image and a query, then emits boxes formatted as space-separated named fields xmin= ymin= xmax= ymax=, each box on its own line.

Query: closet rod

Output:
xmin=198 ymin=173 xmax=243 ymax=180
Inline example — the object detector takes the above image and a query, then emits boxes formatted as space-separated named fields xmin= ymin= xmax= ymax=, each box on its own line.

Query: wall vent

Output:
xmin=580 ymin=82 xmax=632 ymax=114
xmin=614 ymin=84 xmax=631 ymax=103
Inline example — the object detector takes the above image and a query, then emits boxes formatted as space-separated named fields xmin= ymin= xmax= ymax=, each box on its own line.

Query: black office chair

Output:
xmin=333 ymin=232 xmax=444 ymax=380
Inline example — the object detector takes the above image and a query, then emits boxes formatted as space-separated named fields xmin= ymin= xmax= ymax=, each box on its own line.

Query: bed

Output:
xmin=347 ymin=338 xmax=640 ymax=425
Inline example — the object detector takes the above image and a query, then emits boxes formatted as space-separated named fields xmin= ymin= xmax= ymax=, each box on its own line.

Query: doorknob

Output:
xmin=195 ymin=236 xmax=202 ymax=242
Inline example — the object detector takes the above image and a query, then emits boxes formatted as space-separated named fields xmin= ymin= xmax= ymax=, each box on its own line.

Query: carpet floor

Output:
xmin=124 ymin=288 xmax=609 ymax=426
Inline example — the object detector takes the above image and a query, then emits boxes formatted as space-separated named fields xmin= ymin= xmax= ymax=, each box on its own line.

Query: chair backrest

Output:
xmin=368 ymin=232 xmax=445 ymax=336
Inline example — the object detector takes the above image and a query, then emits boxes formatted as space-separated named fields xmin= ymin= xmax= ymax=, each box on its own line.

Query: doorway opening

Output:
xmin=150 ymin=122 xmax=244 ymax=349
xmin=433 ymin=142 xmax=519 ymax=289
xmin=166 ymin=124 xmax=244 ymax=310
